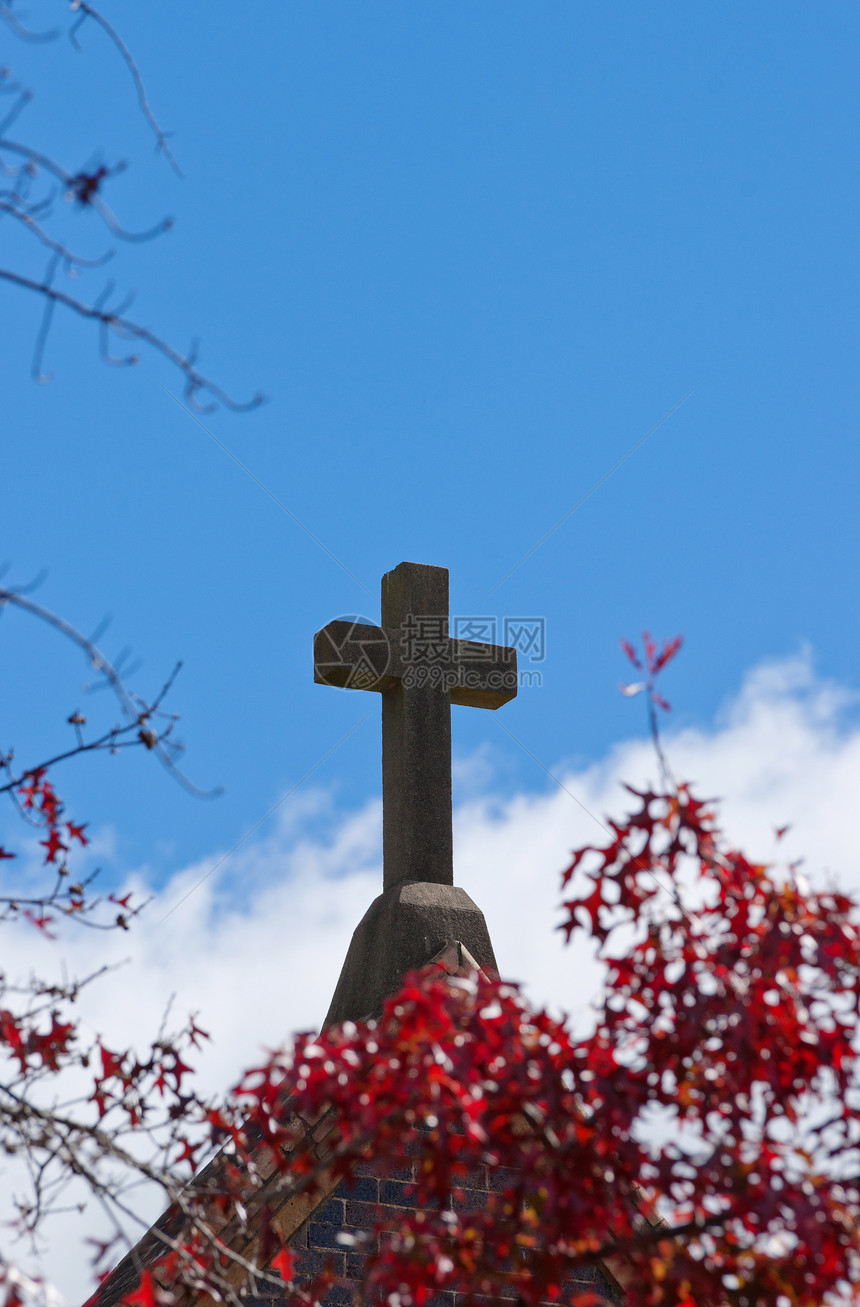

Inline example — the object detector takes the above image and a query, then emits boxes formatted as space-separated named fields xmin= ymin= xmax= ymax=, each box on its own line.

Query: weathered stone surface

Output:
xmin=314 ymin=562 xmax=519 ymax=1026
xmin=314 ymin=562 xmax=517 ymax=896
xmin=323 ymin=883 xmax=498 ymax=1027
xmin=313 ymin=620 xmax=517 ymax=708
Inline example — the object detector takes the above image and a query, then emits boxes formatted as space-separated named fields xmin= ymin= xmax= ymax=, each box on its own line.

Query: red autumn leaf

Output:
xmin=168 ymin=1053 xmax=194 ymax=1091
xmin=30 ymin=1014 xmax=76 ymax=1069
xmin=121 ymin=1269 xmax=156 ymax=1307
xmin=66 ymin=820 xmax=89 ymax=845
xmin=188 ymin=1017 xmax=210 ymax=1048
xmin=17 ymin=767 xmax=46 ymax=808
xmin=271 ymin=1247 xmax=294 ymax=1281
xmin=653 ymin=634 xmax=683 ymax=672
xmin=23 ymin=909 xmax=56 ymax=936
xmin=99 ymin=1044 xmax=127 ymax=1083
xmin=620 ymin=638 xmax=642 ymax=669
xmin=174 ymin=1136 xmax=200 ymax=1172
xmin=37 ymin=780 xmax=60 ymax=822
xmin=0 ymin=846 xmax=15 ymax=860
xmin=40 ymin=827 xmax=67 ymax=864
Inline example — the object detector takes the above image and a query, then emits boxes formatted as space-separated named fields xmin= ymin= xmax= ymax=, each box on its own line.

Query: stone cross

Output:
xmin=314 ymin=561 xmax=518 ymax=892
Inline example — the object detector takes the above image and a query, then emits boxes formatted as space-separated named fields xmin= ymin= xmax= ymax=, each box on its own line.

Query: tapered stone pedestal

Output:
xmin=324 ymin=882 xmax=497 ymax=1027
xmin=315 ymin=562 xmax=515 ymax=1027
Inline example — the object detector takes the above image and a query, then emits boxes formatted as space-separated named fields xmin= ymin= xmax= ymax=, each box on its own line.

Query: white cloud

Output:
xmin=3 ymin=651 xmax=859 ymax=1301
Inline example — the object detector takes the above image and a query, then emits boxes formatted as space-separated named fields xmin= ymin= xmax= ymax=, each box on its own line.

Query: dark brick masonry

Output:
xmin=244 ymin=1155 xmax=622 ymax=1307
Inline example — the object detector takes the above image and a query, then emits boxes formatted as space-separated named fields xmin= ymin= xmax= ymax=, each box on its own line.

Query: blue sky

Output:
xmin=2 ymin=2 xmax=859 ymax=891
xmin=3 ymin=8 xmax=860 ymax=1289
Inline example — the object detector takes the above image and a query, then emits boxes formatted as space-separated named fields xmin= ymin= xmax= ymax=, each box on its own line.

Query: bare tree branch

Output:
xmin=69 ymin=1 xmax=183 ymax=177
xmin=0 ymin=581 xmax=223 ymax=797
xmin=0 ymin=1 xmax=58 ymax=43
xmin=0 ymin=137 xmax=170 ymax=240
xmin=0 ymin=198 xmax=115 ymax=266
xmin=0 ymin=269 xmax=264 ymax=413
xmin=0 ymin=4 xmax=263 ymax=410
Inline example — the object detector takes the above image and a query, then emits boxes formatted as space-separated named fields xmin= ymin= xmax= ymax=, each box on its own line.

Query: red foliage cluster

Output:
xmin=120 ymin=780 xmax=860 ymax=1306
xmin=0 ymin=1008 xmax=76 ymax=1074
xmin=620 ymin=633 xmax=683 ymax=714
xmin=17 ymin=766 xmax=89 ymax=874
xmin=89 ymin=1032 xmax=204 ymax=1128
xmin=4 ymin=623 xmax=860 ymax=1307
xmin=559 ymin=783 xmax=860 ymax=1303
xmin=0 ymin=586 xmax=220 ymax=1303
xmin=81 ymin=633 xmax=858 ymax=1307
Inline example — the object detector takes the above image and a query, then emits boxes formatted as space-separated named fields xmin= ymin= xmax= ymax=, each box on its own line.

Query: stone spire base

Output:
xmin=323 ymin=882 xmax=498 ymax=1028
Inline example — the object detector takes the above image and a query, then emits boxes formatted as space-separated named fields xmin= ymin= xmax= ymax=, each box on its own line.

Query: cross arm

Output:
xmin=447 ymin=638 xmax=518 ymax=709
xmin=313 ymin=620 xmax=398 ymax=692
xmin=314 ymin=621 xmax=518 ymax=707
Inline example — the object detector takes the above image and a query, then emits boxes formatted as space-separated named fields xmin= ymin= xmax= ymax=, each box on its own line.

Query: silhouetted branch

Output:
xmin=0 ymin=70 xmax=33 ymax=135
xmin=0 ymin=198 xmax=115 ymax=266
xmin=0 ymin=1 xmax=57 ymax=43
xmin=0 ymin=582 xmax=223 ymax=797
xmin=69 ymin=1 xmax=183 ymax=177
xmin=0 ymin=582 xmax=221 ymax=935
xmin=0 ymin=137 xmax=171 ymax=239
xmin=0 ymin=269 xmax=264 ymax=412
xmin=0 ymin=4 xmax=263 ymax=410
xmin=31 ymin=250 xmax=59 ymax=382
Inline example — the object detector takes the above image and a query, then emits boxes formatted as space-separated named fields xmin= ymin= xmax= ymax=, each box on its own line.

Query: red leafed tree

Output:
xmin=0 ymin=583 xmax=221 ymax=1303
xmin=3 ymin=610 xmax=860 ymax=1307
xmin=194 ymin=639 xmax=858 ymax=1306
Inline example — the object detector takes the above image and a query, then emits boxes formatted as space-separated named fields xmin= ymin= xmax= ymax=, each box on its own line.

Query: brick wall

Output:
xmin=246 ymin=1156 xmax=622 ymax=1307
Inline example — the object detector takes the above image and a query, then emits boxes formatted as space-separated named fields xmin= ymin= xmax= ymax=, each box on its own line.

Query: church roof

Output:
xmin=91 ymin=564 xmax=629 ymax=1306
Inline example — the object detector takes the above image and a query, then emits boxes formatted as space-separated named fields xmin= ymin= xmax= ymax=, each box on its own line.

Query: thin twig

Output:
xmin=0 ymin=137 xmax=170 ymax=241
xmin=0 ymin=198 xmax=115 ymax=267
xmin=0 ymin=583 xmax=222 ymax=795
xmin=0 ymin=268 xmax=263 ymax=413
xmin=0 ymin=2 xmax=58 ymax=42
xmin=0 ymin=14 xmax=258 ymax=410
xmin=32 ymin=250 xmax=59 ymax=382
xmin=69 ymin=2 xmax=183 ymax=177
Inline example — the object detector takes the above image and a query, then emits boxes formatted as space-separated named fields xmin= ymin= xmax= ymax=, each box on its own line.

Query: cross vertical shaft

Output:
xmin=381 ymin=562 xmax=453 ymax=890
xmin=314 ymin=559 xmax=519 ymax=1024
